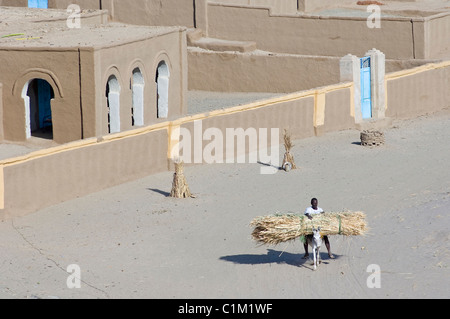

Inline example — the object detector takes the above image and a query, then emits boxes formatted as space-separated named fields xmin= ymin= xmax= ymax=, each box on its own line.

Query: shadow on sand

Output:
xmin=220 ymin=249 xmax=341 ymax=269
xmin=147 ymin=188 xmax=171 ymax=197
xmin=256 ymin=161 xmax=284 ymax=171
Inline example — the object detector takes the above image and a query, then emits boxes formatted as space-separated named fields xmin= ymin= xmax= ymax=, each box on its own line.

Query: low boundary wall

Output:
xmin=0 ymin=60 xmax=449 ymax=219
xmin=187 ymin=48 xmax=435 ymax=93
xmin=385 ymin=60 xmax=450 ymax=118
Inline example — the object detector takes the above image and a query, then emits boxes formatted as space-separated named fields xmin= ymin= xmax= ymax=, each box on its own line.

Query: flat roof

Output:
xmin=0 ymin=6 xmax=182 ymax=49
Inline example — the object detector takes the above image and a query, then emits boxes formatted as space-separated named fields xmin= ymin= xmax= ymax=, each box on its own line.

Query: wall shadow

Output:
xmin=147 ymin=188 xmax=170 ymax=197
xmin=220 ymin=249 xmax=341 ymax=269
xmin=257 ymin=161 xmax=284 ymax=171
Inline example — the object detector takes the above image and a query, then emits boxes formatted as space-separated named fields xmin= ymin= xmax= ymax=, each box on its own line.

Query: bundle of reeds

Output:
xmin=282 ymin=129 xmax=297 ymax=171
xmin=170 ymin=160 xmax=194 ymax=198
xmin=250 ymin=211 xmax=368 ymax=246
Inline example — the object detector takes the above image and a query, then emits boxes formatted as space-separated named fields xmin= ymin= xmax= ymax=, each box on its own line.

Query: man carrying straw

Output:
xmin=303 ymin=198 xmax=335 ymax=260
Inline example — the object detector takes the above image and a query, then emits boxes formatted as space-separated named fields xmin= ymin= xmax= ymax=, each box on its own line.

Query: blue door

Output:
xmin=360 ymin=57 xmax=372 ymax=119
xmin=36 ymin=79 xmax=52 ymax=129
xmin=28 ymin=0 xmax=48 ymax=8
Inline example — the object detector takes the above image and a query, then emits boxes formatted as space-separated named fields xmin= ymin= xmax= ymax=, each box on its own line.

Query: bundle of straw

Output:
xmin=170 ymin=160 xmax=194 ymax=198
xmin=282 ymin=129 xmax=297 ymax=170
xmin=250 ymin=211 xmax=368 ymax=246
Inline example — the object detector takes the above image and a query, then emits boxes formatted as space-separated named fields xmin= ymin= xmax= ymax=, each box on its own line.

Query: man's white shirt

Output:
xmin=304 ymin=206 xmax=324 ymax=215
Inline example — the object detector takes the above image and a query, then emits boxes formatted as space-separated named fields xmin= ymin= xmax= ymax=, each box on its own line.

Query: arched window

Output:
xmin=22 ymin=78 xmax=54 ymax=139
xmin=131 ymin=68 xmax=145 ymax=127
xmin=106 ymin=75 xmax=121 ymax=134
xmin=156 ymin=61 xmax=170 ymax=119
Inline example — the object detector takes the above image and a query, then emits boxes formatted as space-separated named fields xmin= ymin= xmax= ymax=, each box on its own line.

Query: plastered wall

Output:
xmin=0 ymin=48 xmax=83 ymax=144
xmin=174 ymin=84 xmax=355 ymax=162
xmin=92 ymin=29 xmax=188 ymax=137
xmin=0 ymin=127 xmax=168 ymax=218
xmin=188 ymin=48 xmax=342 ymax=93
xmin=0 ymin=28 xmax=187 ymax=144
xmin=385 ymin=61 xmax=450 ymax=118
xmin=298 ymin=0 xmax=355 ymax=12
xmin=209 ymin=0 xmax=357 ymax=13
xmin=187 ymin=48 xmax=433 ymax=93
xmin=111 ymin=0 xmax=195 ymax=27
xmin=426 ymin=13 xmax=450 ymax=59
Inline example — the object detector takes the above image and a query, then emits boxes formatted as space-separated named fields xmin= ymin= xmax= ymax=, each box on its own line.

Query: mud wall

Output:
xmin=386 ymin=61 xmax=450 ymax=118
xmin=92 ymin=29 xmax=188 ymax=136
xmin=0 ymin=127 xmax=168 ymax=218
xmin=426 ymin=13 xmax=450 ymax=59
xmin=0 ymin=28 xmax=186 ymax=144
xmin=0 ymin=48 xmax=83 ymax=144
xmin=187 ymin=48 xmax=433 ymax=93
xmin=188 ymin=48 xmax=342 ymax=93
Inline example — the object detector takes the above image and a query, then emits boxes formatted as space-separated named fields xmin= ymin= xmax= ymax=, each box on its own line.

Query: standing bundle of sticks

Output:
xmin=282 ymin=129 xmax=297 ymax=171
xmin=170 ymin=160 xmax=194 ymax=198
xmin=250 ymin=211 xmax=368 ymax=246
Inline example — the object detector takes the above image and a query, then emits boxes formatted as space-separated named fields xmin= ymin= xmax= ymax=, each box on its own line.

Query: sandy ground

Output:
xmin=0 ymin=136 xmax=59 ymax=161
xmin=187 ymin=91 xmax=282 ymax=115
xmin=0 ymin=108 xmax=449 ymax=299
xmin=0 ymin=139 xmax=50 ymax=161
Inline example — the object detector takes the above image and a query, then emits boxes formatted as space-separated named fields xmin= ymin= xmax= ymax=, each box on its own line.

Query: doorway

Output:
xmin=360 ymin=56 xmax=372 ymax=119
xmin=24 ymin=79 xmax=54 ymax=139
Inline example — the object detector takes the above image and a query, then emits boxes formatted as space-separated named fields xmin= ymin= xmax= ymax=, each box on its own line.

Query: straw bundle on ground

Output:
xmin=282 ymin=129 xmax=297 ymax=171
xmin=361 ymin=130 xmax=385 ymax=147
xmin=170 ymin=160 xmax=194 ymax=198
xmin=250 ymin=211 xmax=368 ymax=246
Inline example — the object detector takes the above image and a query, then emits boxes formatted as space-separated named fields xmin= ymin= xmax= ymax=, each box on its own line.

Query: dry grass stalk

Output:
xmin=282 ymin=129 xmax=297 ymax=170
xmin=170 ymin=160 xmax=194 ymax=198
xmin=250 ymin=211 xmax=368 ymax=246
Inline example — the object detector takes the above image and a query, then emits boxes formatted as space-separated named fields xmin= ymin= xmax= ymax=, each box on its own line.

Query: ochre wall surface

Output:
xmin=188 ymin=48 xmax=342 ymax=93
xmin=111 ymin=0 xmax=195 ymax=27
xmin=0 ymin=28 xmax=187 ymax=144
xmin=426 ymin=14 xmax=450 ymax=59
xmin=0 ymin=128 xmax=168 ymax=218
xmin=92 ymin=29 xmax=188 ymax=137
xmin=385 ymin=62 xmax=450 ymax=118
xmin=0 ymin=49 xmax=83 ymax=144
xmin=187 ymin=48 xmax=434 ymax=93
